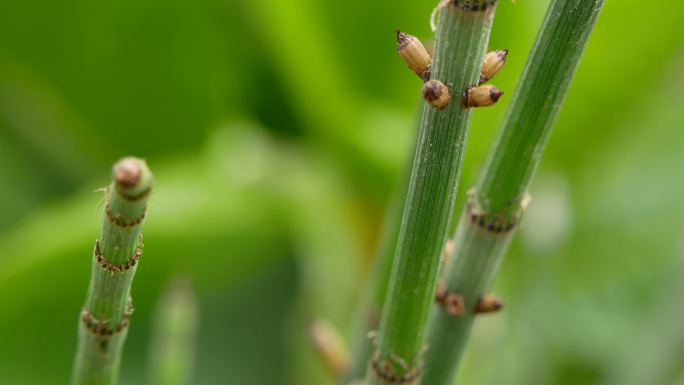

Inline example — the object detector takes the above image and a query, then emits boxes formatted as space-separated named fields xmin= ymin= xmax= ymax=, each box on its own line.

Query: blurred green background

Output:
xmin=1 ymin=0 xmax=684 ymax=384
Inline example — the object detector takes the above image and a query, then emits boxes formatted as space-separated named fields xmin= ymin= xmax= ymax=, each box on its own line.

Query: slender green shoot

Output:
xmin=364 ymin=1 xmax=499 ymax=383
xmin=421 ymin=1 xmax=606 ymax=383
xmin=344 ymin=170 xmax=407 ymax=384
xmin=146 ymin=275 xmax=199 ymax=385
xmin=71 ymin=157 xmax=154 ymax=385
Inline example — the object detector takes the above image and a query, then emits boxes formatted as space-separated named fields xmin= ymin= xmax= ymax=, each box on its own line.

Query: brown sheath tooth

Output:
xmin=93 ymin=237 xmax=143 ymax=274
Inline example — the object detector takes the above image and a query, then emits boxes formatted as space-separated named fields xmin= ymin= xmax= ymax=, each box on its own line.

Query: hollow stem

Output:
xmin=421 ymin=1 xmax=605 ymax=383
xmin=71 ymin=157 xmax=154 ymax=385
xmin=364 ymin=1 xmax=498 ymax=384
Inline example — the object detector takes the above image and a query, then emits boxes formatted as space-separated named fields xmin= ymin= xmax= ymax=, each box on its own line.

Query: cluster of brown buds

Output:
xmin=435 ymin=279 xmax=504 ymax=316
xmin=397 ymin=29 xmax=507 ymax=110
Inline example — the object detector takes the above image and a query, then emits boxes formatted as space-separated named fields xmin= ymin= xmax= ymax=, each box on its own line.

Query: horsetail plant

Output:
xmin=72 ymin=157 xmax=154 ymax=385
xmin=344 ymin=165 xmax=410 ymax=383
xmin=146 ymin=275 xmax=199 ymax=385
xmin=421 ymin=0 xmax=606 ymax=383
xmin=363 ymin=1 xmax=502 ymax=383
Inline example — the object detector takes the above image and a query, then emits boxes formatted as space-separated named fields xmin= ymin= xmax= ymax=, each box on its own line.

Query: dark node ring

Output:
xmin=370 ymin=355 xmax=423 ymax=383
xmin=81 ymin=308 xmax=132 ymax=337
xmin=94 ymin=237 xmax=144 ymax=274
xmin=105 ymin=204 xmax=146 ymax=227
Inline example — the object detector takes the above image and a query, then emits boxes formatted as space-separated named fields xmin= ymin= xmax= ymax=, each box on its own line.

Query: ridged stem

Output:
xmin=364 ymin=2 xmax=498 ymax=384
xmin=480 ymin=0 xmax=606 ymax=220
xmin=421 ymin=1 xmax=605 ymax=383
xmin=344 ymin=128 xmax=422 ymax=383
xmin=71 ymin=157 xmax=154 ymax=385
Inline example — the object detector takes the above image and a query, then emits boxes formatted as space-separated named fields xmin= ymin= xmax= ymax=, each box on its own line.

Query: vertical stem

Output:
xmin=345 ymin=135 xmax=417 ymax=383
xmin=480 ymin=0 xmax=606 ymax=220
xmin=146 ymin=275 xmax=199 ymax=385
xmin=364 ymin=1 xmax=498 ymax=383
xmin=421 ymin=193 xmax=521 ymax=385
xmin=422 ymin=1 xmax=605 ymax=383
xmin=344 ymin=185 xmax=404 ymax=383
xmin=72 ymin=157 xmax=154 ymax=385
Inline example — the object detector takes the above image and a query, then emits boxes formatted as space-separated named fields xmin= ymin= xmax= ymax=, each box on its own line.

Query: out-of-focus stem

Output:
xmin=146 ymin=275 xmax=199 ymax=385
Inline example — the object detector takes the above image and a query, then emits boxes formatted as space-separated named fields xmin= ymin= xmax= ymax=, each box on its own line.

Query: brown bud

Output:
xmin=474 ymin=294 xmax=505 ymax=314
xmin=445 ymin=294 xmax=466 ymax=316
xmin=465 ymin=85 xmax=503 ymax=108
xmin=114 ymin=158 xmax=142 ymax=188
xmin=480 ymin=49 xmax=508 ymax=85
xmin=397 ymin=29 xmax=432 ymax=81
xmin=423 ymin=80 xmax=450 ymax=110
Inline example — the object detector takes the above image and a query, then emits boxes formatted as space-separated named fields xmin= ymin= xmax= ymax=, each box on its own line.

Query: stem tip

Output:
xmin=114 ymin=158 xmax=143 ymax=188
xmin=111 ymin=157 xmax=153 ymax=199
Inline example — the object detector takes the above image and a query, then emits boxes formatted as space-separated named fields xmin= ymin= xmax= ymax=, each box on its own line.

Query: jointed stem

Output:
xmin=364 ymin=1 xmax=498 ymax=383
xmin=422 ymin=1 xmax=605 ymax=383
xmin=71 ymin=157 xmax=153 ymax=385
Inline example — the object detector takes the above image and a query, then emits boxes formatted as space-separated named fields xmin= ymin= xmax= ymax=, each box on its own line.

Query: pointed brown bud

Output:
xmin=397 ymin=29 xmax=432 ymax=81
xmin=474 ymin=294 xmax=505 ymax=314
xmin=465 ymin=85 xmax=503 ymax=108
xmin=423 ymin=80 xmax=450 ymax=110
xmin=480 ymin=49 xmax=508 ymax=85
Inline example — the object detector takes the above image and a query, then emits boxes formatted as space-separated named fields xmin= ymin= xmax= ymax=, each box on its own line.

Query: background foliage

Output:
xmin=1 ymin=0 xmax=683 ymax=384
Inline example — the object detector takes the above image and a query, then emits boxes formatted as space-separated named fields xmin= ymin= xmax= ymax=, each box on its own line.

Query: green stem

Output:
xmin=344 ymin=189 xmax=402 ymax=383
xmin=480 ymin=0 xmax=606 ymax=219
xmin=364 ymin=2 xmax=498 ymax=383
xmin=421 ymin=1 xmax=605 ymax=383
xmin=146 ymin=275 xmax=199 ymax=385
xmin=71 ymin=157 xmax=154 ymax=385
xmin=344 ymin=133 xmax=417 ymax=384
